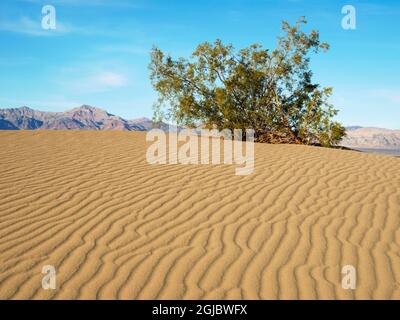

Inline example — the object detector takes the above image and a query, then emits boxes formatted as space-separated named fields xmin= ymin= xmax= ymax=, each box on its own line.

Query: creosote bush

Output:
xmin=149 ymin=17 xmax=346 ymax=147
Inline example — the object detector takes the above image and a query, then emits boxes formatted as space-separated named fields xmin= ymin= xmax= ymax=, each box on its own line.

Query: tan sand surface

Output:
xmin=0 ymin=131 xmax=400 ymax=300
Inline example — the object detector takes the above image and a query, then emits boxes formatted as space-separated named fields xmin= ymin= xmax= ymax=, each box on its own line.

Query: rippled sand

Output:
xmin=1 ymin=131 xmax=400 ymax=300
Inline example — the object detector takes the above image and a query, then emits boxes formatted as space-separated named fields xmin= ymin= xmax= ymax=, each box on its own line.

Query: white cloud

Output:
xmin=63 ymin=71 xmax=129 ymax=93
xmin=54 ymin=59 xmax=133 ymax=93
xmin=19 ymin=0 xmax=140 ymax=8
xmin=91 ymin=72 xmax=128 ymax=88
xmin=0 ymin=16 xmax=70 ymax=36
xmin=0 ymin=15 xmax=118 ymax=37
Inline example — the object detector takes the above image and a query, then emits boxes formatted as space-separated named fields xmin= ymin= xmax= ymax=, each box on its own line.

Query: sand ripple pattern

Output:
xmin=0 ymin=131 xmax=400 ymax=300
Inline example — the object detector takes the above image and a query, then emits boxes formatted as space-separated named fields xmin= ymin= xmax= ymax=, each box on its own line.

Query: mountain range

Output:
xmin=341 ymin=126 xmax=400 ymax=150
xmin=1 ymin=105 xmax=399 ymax=151
xmin=0 ymin=105 xmax=155 ymax=131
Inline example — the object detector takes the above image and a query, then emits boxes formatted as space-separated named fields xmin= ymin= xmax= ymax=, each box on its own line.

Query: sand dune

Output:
xmin=0 ymin=131 xmax=400 ymax=300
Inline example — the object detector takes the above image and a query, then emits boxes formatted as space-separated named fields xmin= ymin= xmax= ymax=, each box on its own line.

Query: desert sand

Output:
xmin=0 ymin=131 xmax=400 ymax=300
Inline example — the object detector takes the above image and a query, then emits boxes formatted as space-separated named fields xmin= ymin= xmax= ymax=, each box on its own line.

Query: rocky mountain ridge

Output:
xmin=0 ymin=105 xmax=151 ymax=131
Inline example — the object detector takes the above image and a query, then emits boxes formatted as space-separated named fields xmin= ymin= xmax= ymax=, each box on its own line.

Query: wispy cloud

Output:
xmin=0 ymin=15 xmax=123 ymax=37
xmin=18 ymin=0 xmax=141 ymax=8
xmin=59 ymin=69 xmax=130 ymax=93
xmin=87 ymin=71 xmax=128 ymax=88
xmin=0 ymin=16 xmax=70 ymax=36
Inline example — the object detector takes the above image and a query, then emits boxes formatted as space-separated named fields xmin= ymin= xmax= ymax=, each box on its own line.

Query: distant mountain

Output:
xmin=2 ymin=107 xmax=399 ymax=151
xmin=342 ymin=126 xmax=400 ymax=150
xmin=0 ymin=105 xmax=154 ymax=131
xmin=127 ymin=117 xmax=154 ymax=131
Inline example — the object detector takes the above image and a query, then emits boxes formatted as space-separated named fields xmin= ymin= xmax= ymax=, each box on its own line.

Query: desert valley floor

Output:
xmin=0 ymin=131 xmax=400 ymax=300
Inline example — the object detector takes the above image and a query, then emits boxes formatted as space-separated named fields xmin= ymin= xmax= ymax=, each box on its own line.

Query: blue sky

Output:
xmin=0 ymin=0 xmax=399 ymax=128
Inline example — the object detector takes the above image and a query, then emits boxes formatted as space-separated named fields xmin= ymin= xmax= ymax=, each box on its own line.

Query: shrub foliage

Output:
xmin=149 ymin=17 xmax=346 ymax=146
